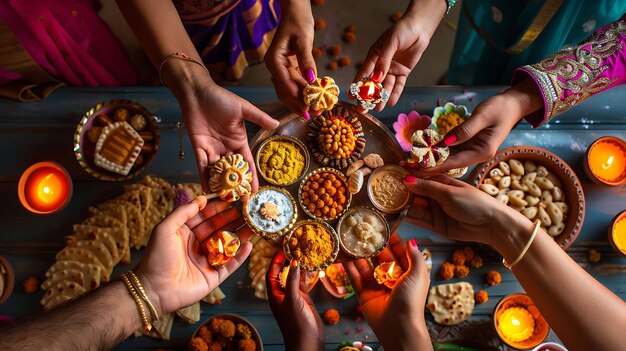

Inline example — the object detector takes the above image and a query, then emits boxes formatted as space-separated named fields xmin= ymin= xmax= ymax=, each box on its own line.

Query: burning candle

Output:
xmin=609 ymin=210 xmax=626 ymax=256
xmin=494 ymin=293 xmax=549 ymax=349
xmin=18 ymin=162 xmax=72 ymax=214
xmin=373 ymin=261 xmax=403 ymax=289
xmin=201 ymin=230 xmax=240 ymax=267
xmin=584 ymin=136 xmax=626 ymax=186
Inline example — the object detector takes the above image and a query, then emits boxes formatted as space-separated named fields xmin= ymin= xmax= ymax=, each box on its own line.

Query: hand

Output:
xmin=403 ymin=175 xmax=530 ymax=255
xmin=350 ymin=0 xmax=445 ymax=113
xmin=266 ymin=252 xmax=324 ymax=351
xmin=134 ymin=196 xmax=254 ymax=317
xmin=410 ymin=78 xmax=543 ymax=175
xmin=344 ymin=233 xmax=432 ymax=351
xmin=265 ymin=0 xmax=316 ymax=118
xmin=179 ymin=79 xmax=280 ymax=193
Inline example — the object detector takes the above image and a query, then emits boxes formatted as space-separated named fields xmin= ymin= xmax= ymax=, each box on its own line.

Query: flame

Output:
xmin=366 ymin=81 xmax=376 ymax=98
xmin=387 ymin=261 xmax=396 ymax=275
xmin=319 ymin=270 xmax=326 ymax=278
xmin=218 ymin=238 xmax=224 ymax=254
xmin=602 ymin=155 xmax=614 ymax=170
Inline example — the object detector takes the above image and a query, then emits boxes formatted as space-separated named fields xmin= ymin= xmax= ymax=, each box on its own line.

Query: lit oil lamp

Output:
xmin=17 ymin=162 xmax=73 ymax=214
xmin=609 ymin=210 xmax=626 ymax=256
xmin=373 ymin=261 xmax=403 ymax=289
xmin=201 ymin=230 xmax=240 ymax=268
xmin=350 ymin=78 xmax=390 ymax=111
xmin=494 ymin=293 xmax=550 ymax=349
xmin=584 ymin=136 xmax=626 ymax=186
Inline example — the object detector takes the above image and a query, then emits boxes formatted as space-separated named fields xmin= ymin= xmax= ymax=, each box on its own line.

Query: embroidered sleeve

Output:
xmin=512 ymin=16 xmax=626 ymax=127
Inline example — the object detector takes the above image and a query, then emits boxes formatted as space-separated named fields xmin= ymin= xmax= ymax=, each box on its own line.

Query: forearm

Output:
xmin=403 ymin=0 xmax=448 ymax=37
xmin=379 ymin=320 xmax=433 ymax=351
xmin=494 ymin=212 xmax=626 ymax=350
xmin=116 ymin=0 xmax=215 ymax=98
xmin=0 ymin=281 xmax=141 ymax=350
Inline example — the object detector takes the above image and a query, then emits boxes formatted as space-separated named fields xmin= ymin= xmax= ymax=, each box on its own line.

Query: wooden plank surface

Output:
xmin=0 ymin=86 xmax=625 ymax=350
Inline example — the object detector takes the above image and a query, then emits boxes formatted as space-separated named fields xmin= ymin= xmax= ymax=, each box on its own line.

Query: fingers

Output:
xmin=185 ymin=199 xmax=231 ymax=229
xmin=160 ymin=195 xmax=205 ymax=231
xmin=217 ymin=240 xmax=253 ymax=283
xmin=403 ymin=175 xmax=465 ymax=202
xmin=194 ymin=148 xmax=213 ymax=194
xmin=375 ymin=74 xmax=395 ymax=111
xmin=388 ymin=75 xmax=407 ymax=107
xmin=239 ymin=144 xmax=259 ymax=192
xmin=344 ymin=259 xmax=373 ymax=295
xmin=241 ymin=99 xmax=280 ymax=131
xmin=267 ymin=251 xmax=287 ymax=301
xmin=292 ymin=35 xmax=317 ymax=85
xmin=191 ymin=207 xmax=242 ymax=242
xmin=442 ymin=112 xmax=488 ymax=147
xmin=399 ymin=238 xmax=429 ymax=288
xmin=388 ymin=232 xmax=409 ymax=270
xmin=285 ymin=259 xmax=301 ymax=300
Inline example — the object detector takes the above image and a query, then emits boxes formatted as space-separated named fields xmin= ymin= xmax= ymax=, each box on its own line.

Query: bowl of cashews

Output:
xmin=472 ymin=146 xmax=585 ymax=249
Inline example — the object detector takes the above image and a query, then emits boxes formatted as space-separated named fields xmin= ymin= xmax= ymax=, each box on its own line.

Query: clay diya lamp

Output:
xmin=373 ymin=261 xmax=404 ymax=289
xmin=493 ymin=293 xmax=550 ymax=349
xmin=201 ymin=230 xmax=240 ymax=268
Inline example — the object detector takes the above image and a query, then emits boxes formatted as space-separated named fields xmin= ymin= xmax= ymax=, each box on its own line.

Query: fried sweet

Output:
xmin=410 ymin=129 xmax=449 ymax=168
xmin=208 ymin=154 xmax=252 ymax=202
xmin=303 ymin=76 xmax=339 ymax=112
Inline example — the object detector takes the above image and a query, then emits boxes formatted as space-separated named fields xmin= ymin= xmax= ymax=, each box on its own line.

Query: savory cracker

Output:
xmin=56 ymin=247 xmax=110 ymax=281
xmin=45 ymin=260 xmax=101 ymax=286
xmin=89 ymin=204 xmax=128 ymax=228
xmin=175 ymin=301 xmax=201 ymax=324
xmin=68 ymin=225 xmax=119 ymax=263
xmin=70 ymin=224 xmax=130 ymax=264
xmin=41 ymin=280 xmax=86 ymax=309
xmin=41 ymin=268 xmax=85 ymax=291
xmin=71 ymin=240 xmax=115 ymax=277
xmin=82 ymin=213 xmax=124 ymax=229
xmin=142 ymin=312 xmax=174 ymax=340
xmin=426 ymin=282 xmax=475 ymax=326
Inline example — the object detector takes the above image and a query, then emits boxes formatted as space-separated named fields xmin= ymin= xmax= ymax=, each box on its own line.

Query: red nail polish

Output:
xmin=409 ymin=238 xmax=417 ymax=248
xmin=372 ymin=69 xmax=383 ymax=83
xmin=303 ymin=111 xmax=310 ymax=120
xmin=290 ymin=259 xmax=298 ymax=268
xmin=443 ymin=134 xmax=458 ymax=146
xmin=404 ymin=175 xmax=417 ymax=183
xmin=305 ymin=68 xmax=316 ymax=84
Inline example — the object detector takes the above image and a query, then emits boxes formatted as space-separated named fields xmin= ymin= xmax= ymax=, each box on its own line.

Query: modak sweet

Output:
xmin=303 ymin=76 xmax=340 ymax=112
xmin=410 ymin=129 xmax=450 ymax=168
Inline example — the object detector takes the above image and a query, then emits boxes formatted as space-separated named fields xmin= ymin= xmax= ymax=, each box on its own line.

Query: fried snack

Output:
xmin=486 ymin=270 xmax=502 ymax=286
xmin=439 ymin=262 xmax=454 ymax=280
xmin=463 ymin=247 xmax=475 ymax=261
xmin=451 ymin=249 xmax=466 ymax=265
xmin=300 ymin=171 xmax=349 ymax=219
xmin=427 ymin=282 xmax=475 ymax=326
xmin=209 ymin=154 xmax=252 ymax=202
xmin=189 ymin=337 xmax=209 ymax=351
xmin=338 ymin=56 xmax=351 ymax=67
xmin=22 ymin=276 xmax=38 ymax=294
xmin=475 ymin=290 xmax=489 ymax=304
xmin=327 ymin=61 xmax=338 ymax=71
xmin=454 ymin=265 xmax=470 ymax=278
xmin=94 ymin=121 xmax=144 ymax=175
xmin=323 ymin=308 xmax=340 ymax=325
xmin=469 ymin=254 xmax=483 ymax=268
xmin=303 ymin=76 xmax=339 ymax=112
xmin=237 ymin=323 xmax=252 ymax=340
xmin=314 ymin=19 xmax=326 ymax=30
xmin=238 ymin=339 xmax=256 ymax=351
xmin=410 ymin=129 xmax=449 ymax=168
xmin=342 ymin=31 xmax=356 ymax=43
xmin=312 ymin=47 xmax=323 ymax=60
xmin=198 ymin=325 xmax=213 ymax=344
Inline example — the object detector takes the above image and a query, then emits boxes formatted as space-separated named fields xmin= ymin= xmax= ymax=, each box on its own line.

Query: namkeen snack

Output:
xmin=94 ymin=121 xmax=144 ymax=176
xmin=338 ymin=208 xmax=389 ymax=258
xmin=427 ymin=282 xmax=475 ymax=326
xmin=299 ymin=169 xmax=350 ymax=220
xmin=479 ymin=158 xmax=569 ymax=238
xmin=208 ymin=154 xmax=253 ymax=202
xmin=245 ymin=187 xmax=297 ymax=239
xmin=257 ymin=136 xmax=307 ymax=186
xmin=306 ymin=106 xmax=366 ymax=169
xmin=284 ymin=221 xmax=338 ymax=271
xmin=368 ymin=165 xmax=410 ymax=213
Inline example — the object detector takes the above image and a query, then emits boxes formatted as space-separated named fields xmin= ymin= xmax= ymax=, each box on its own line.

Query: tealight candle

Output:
xmin=201 ymin=230 xmax=240 ymax=267
xmin=18 ymin=162 xmax=73 ymax=214
xmin=584 ymin=136 xmax=626 ymax=186
xmin=373 ymin=261 xmax=403 ymax=289
xmin=494 ymin=293 xmax=550 ymax=349
xmin=609 ymin=210 xmax=626 ymax=256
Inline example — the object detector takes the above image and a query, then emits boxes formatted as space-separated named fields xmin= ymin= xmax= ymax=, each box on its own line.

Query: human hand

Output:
xmin=179 ymin=81 xmax=280 ymax=193
xmin=134 ymin=196 xmax=254 ymax=317
xmin=265 ymin=0 xmax=316 ymax=118
xmin=266 ymin=252 xmax=324 ymax=351
xmin=344 ymin=233 xmax=432 ymax=351
xmin=408 ymin=78 xmax=544 ymax=175
xmin=350 ymin=0 xmax=446 ymax=113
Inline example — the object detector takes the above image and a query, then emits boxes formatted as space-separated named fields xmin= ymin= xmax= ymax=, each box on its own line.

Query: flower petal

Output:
xmin=392 ymin=121 xmax=403 ymax=133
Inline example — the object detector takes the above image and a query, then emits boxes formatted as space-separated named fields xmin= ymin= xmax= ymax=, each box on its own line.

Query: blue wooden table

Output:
xmin=0 ymin=86 xmax=624 ymax=350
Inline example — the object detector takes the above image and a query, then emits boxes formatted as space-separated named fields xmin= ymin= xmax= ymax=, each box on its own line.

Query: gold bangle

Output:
xmin=122 ymin=274 xmax=152 ymax=333
xmin=503 ymin=219 xmax=541 ymax=270
xmin=127 ymin=270 xmax=159 ymax=323
xmin=158 ymin=52 xmax=209 ymax=87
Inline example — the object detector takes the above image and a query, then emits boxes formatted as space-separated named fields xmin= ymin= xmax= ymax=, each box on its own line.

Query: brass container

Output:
xmin=283 ymin=219 xmax=340 ymax=272
xmin=255 ymin=135 xmax=310 ymax=186
xmin=243 ymin=186 xmax=298 ymax=240
xmin=336 ymin=207 xmax=390 ymax=259
xmin=298 ymin=167 xmax=352 ymax=221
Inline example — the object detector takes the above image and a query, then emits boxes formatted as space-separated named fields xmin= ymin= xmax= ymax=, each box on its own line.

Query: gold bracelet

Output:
xmin=127 ymin=270 xmax=159 ymax=323
xmin=121 ymin=274 xmax=152 ymax=333
xmin=158 ymin=52 xmax=209 ymax=87
xmin=503 ymin=219 xmax=541 ymax=270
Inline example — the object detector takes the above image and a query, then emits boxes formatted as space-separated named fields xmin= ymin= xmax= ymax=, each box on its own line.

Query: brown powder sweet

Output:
xmin=289 ymin=223 xmax=334 ymax=269
xmin=370 ymin=171 xmax=409 ymax=210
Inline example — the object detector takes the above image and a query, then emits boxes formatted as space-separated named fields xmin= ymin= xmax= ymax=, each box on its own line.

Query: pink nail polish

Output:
xmin=372 ymin=69 xmax=383 ymax=83
xmin=404 ymin=175 xmax=417 ymax=183
xmin=443 ymin=134 xmax=458 ymax=146
xmin=409 ymin=238 xmax=417 ymax=248
xmin=303 ymin=111 xmax=310 ymax=120
xmin=305 ymin=68 xmax=316 ymax=84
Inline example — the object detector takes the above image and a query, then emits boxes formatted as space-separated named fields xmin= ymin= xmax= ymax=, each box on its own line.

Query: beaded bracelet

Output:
xmin=503 ymin=219 xmax=541 ymax=270
xmin=127 ymin=270 xmax=160 ymax=323
xmin=158 ymin=52 xmax=209 ymax=87
xmin=445 ymin=0 xmax=457 ymax=14
xmin=121 ymin=273 xmax=152 ymax=332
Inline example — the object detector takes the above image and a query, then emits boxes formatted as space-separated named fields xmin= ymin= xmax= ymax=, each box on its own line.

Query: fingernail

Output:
xmin=404 ymin=175 xmax=417 ymax=183
xmin=409 ymin=238 xmax=417 ymax=248
xmin=443 ymin=134 xmax=458 ymax=146
xmin=290 ymin=259 xmax=298 ymax=268
xmin=372 ymin=69 xmax=383 ymax=83
xmin=305 ymin=68 xmax=316 ymax=84
xmin=192 ymin=195 xmax=207 ymax=210
xmin=303 ymin=110 xmax=310 ymax=120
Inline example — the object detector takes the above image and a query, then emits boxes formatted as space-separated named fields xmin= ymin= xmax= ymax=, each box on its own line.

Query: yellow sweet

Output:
xmin=258 ymin=140 xmax=305 ymax=185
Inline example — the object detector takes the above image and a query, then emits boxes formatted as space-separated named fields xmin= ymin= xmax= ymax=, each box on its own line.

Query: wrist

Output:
xmin=162 ymin=57 xmax=216 ymax=101
xmin=492 ymin=207 xmax=536 ymax=263
xmin=403 ymin=0 xmax=447 ymax=36
xmin=500 ymin=78 xmax=543 ymax=122
xmin=132 ymin=271 xmax=166 ymax=319
xmin=380 ymin=319 xmax=431 ymax=351
xmin=284 ymin=331 xmax=323 ymax=351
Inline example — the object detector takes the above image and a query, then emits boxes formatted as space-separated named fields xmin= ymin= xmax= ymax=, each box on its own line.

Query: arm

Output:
xmin=116 ymin=0 xmax=278 ymax=192
xmin=0 ymin=281 xmax=141 ymax=350
xmin=404 ymin=175 xmax=626 ymax=351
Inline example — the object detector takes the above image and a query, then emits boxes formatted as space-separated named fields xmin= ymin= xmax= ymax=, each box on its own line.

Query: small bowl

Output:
xmin=609 ymin=210 xmax=626 ymax=256
xmin=0 ymin=256 xmax=15 ymax=305
xmin=255 ymin=135 xmax=310 ymax=186
xmin=283 ymin=219 xmax=340 ymax=272
xmin=493 ymin=293 xmax=550 ymax=350
xmin=367 ymin=165 xmax=412 ymax=214
xmin=243 ymin=186 xmax=298 ymax=240
xmin=298 ymin=168 xmax=352 ymax=221
xmin=74 ymin=99 xmax=160 ymax=181
xmin=336 ymin=207 xmax=390 ymax=259
xmin=190 ymin=313 xmax=263 ymax=351
xmin=472 ymin=146 xmax=585 ymax=249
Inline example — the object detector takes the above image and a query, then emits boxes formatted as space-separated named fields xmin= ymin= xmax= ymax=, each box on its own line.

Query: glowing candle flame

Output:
xmin=602 ymin=155 xmax=614 ymax=170
xmin=218 ymin=238 xmax=224 ymax=254
xmin=387 ymin=261 xmax=396 ymax=275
